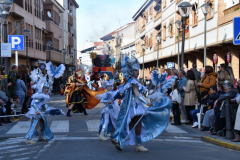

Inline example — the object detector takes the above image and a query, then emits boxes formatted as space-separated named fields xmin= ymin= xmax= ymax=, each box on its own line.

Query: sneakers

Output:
xmin=181 ymin=119 xmax=189 ymax=124
xmin=135 ymin=144 xmax=148 ymax=152
xmin=25 ymin=139 xmax=36 ymax=144
xmin=191 ymin=122 xmax=198 ymax=128
xmin=98 ymin=132 xmax=108 ymax=141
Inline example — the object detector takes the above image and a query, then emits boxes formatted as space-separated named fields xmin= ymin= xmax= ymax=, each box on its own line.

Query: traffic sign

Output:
xmin=167 ymin=62 xmax=174 ymax=69
xmin=226 ymin=52 xmax=231 ymax=63
xmin=213 ymin=54 xmax=218 ymax=64
xmin=39 ymin=63 xmax=46 ymax=70
xmin=8 ymin=35 xmax=24 ymax=50
xmin=1 ymin=43 xmax=11 ymax=57
xmin=233 ymin=17 xmax=240 ymax=45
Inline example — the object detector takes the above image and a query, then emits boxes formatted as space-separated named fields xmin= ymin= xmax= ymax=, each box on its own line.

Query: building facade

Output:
xmin=0 ymin=0 xmax=78 ymax=78
xmin=133 ymin=0 xmax=240 ymax=79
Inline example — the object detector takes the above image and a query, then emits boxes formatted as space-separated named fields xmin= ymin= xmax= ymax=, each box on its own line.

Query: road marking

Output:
xmin=6 ymin=122 xmax=31 ymax=134
xmin=50 ymin=120 xmax=69 ymax=132
xmin=86 ymin=120 xmax=100 ymax=131
xmin=34 ymin=140 xmax=55 ymax=159
xmin=153 ymin=139 xmax=202 ymax=143
xmin=165 ymin=125 xmax=187 ymax=133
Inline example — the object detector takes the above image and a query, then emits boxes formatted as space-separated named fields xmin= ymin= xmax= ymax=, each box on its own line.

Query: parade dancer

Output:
xmin=96 ymin=79 xmax=120 ymax=141
xmin=25 ymin=62 xmax=65 ymax=144
xmin=66 ymin=69 xmax=105 ymax=117
xmin=66 ymin=69 xmax=88 ymax=116
xmin=111 ymin=56 xmax=173 ymax=152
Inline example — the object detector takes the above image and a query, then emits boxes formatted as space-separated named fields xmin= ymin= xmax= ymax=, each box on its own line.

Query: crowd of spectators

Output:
xmin=147 ymin=62 xmax=240 ymax=142
xmin=0 ymin=64 xmax=64 ymax=126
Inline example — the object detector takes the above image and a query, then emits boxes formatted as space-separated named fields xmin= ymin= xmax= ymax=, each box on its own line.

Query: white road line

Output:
xmin=33 ymin=140 xmax=55 ymax=159
xmin=10 ymin=151 xmax=38 ymax=158
xmin=50 ymin=120 xmax=69 ymax=132
xmin=86 ymin=120 xmax=100 ymax=131
xmin=13 ymin=158 xmax=30 ymax=160
xmin=6 ymin=122 xmax=31 ymax=134
xmin=165 ymin=125 xmax=187 ymax=133
xmin=0 ymin=145 xmax=22 ymax=150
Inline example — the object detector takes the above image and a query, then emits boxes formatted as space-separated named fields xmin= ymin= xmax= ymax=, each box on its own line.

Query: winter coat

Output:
xmin=183 ymin=80 xmax=198 ymax=106
xmin=199 ymin=72 xmax=217 ymax=94
xmin=178 ymin=76 xmax=187 ymax=97
xmin=234 ymin=95 xmax=240 ymax=131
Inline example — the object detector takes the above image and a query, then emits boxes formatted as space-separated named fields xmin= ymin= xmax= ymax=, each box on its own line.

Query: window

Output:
xmin=192 ymin=3 xmax=198 ymax=26
xmin=163 ymin=0 xmax=166 ymax=8
xmin=168 ymin=21 xmax=174 ymax=38
xmin=206 ymin=0 xmax=215 ymax=19
xmin=163 ymin=23 xmax=166 ymax=41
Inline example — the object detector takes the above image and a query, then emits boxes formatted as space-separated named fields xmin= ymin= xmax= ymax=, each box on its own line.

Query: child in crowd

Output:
xmin=170 ymin=81 xmax=182 ymax=125
xmin=191 ymin=90 xmax=209 ymax=128
xmin=207 ymin=85 xmax=218 ymax=109
xmin=11 ymin=96 xmax=21 ymax=115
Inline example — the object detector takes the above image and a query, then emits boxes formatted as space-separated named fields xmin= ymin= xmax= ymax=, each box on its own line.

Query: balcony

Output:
xmin=154 ymin=11 xmax=162 ymax=22
xmin=68 ymin=13 xmax=73 ymax=25
xmin=46 ymin=20 xmax=62 ymax=39
xmin=46 ymin=50 xmax=63 ymax=63
xmin=140 ymin=25 xmax=145 ymax=33
xmin=68 ymin=35 xmax=73 ymax=47
xmin=218 ymin=4 xmax=240 ymax=26
xmin=10 ymin=3 xmax=25 ymax=18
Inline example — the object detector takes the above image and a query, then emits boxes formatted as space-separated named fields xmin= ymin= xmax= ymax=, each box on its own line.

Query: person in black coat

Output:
xmin=212 ymin=82 xmax=237 ymax=134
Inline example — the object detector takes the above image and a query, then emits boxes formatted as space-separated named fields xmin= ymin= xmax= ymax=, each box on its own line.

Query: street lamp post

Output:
xmin=201 ymin=3 xmax=211 ymax=67
xmin=1 ymin=0 xmax=13 ymax=93
xmin=0 ymin=14 xmax=2 ymax=65
xmin=24 ymin=29 xmax=30 ymax=68
xmin=46 ymin=41 xmax=52 ymax=62
xmin=141 ymin=44 xmax=145 ymax=84
xmin=62 ymin=48 xmax=66 ymax=64
xmin=156 ymin=34 xmax=161 ymax=70
xmin=175 ymin=20 xmax=182 ymax=70
xmin=178 ymin=2 xmax=192 ymax=69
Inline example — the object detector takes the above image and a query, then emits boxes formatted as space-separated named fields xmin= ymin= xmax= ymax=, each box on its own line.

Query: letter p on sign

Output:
xmin=8 ymin=35 xmax=24 ymax=50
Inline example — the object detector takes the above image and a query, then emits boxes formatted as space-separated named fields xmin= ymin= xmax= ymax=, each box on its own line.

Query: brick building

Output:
xmin=133 ymin=0 xmax=240 ymax=79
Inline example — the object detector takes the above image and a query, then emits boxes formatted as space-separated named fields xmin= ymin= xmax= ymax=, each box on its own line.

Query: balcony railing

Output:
xmin=224 ymin=3 xmax=240 ymax=16
xmin=42 ymin=45 xmax=61 ymax=53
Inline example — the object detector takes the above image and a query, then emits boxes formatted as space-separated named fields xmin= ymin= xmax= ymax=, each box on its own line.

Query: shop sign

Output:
xmin=65 ymin=57 xmax=72 ymax=64
xmin=213 ymin=54 xmax=218 ymax=64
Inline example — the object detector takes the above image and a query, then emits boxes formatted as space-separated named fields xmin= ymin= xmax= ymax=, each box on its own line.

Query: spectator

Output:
xmin=166 ymin=69 xmax=171 ymax=80
xmin=190 ymin=90 xmax=209 ymax=128
xmin=201 ymin=82 xmax=225 ymax=131
xmin=170 ymin=81 xmax=182 ymax=125
xmin=8 ymin=65 xmax=18 ymax=98
xmin=184 ymin=68 xmax=189 ymax=74
xmin=160 ymin=68 xmax=165 ymax=74
xmin=53 ymin=78 xmax=60 ymax=94
xmin=220 ymin=63 xmax=227 ymax=71
xmin=191 ymin=63 xmax=201 ymax=81
xmin=212 ymin=82 xmax=237 ymax=135
xmin=226 ymin=66 xmax=235 ymax=82
xmin=183 ymin=70 xmax=199 ymax=124
xmin=217 ymin=66 xmax=220 ymax=72
xmin=16 ymin=73 xmax=27 ymax=112
xmin=197 ymin=66 xmax=217 ymax=94
xmin=217 ymin=70 xmax=231 ymax=83
xmin=178 ymin=69 xmax=188 ymax=123
xmin=232 ymin=94 xmax=240 ymax=142
xmin=12 ymin=96 xmax=21 ymax=115
xmin=0 ymin=65 xmax=5 ymax=92
xmin=0 ymin=83 xmax=9 ymax=123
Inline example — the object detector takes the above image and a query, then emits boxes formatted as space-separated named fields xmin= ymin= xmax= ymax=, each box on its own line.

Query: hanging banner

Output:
xmin=1 ymin=43 xmax=11 ymax=57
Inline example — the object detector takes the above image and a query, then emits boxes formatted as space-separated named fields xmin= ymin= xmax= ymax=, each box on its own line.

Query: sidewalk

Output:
xmin=182 ymin=124 xmax=240 ymax=151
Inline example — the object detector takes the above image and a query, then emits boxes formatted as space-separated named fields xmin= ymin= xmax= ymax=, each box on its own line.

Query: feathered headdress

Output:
xmin=101 ymin=79 xmax=114 ymax=90
xmin=121 ymin=56 xmax=140 ymax=79
xmin=30 ymin=62 xmax=65 ymax=95
xmin=151 ymin=70 xmax=167 ymax=87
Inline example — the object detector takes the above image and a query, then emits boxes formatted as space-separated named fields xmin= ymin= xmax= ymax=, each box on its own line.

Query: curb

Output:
xmin=202 ymin=136 xmax=240 ymax=151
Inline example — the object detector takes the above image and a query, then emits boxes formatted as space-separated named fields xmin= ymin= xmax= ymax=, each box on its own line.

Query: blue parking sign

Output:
xmin=167 ymin=62 xmax=174 ymax=69
xmin=233 ymin=17 xmax=240 ymax=45
xmin=8 ymin=35 xmax=24 ymax=50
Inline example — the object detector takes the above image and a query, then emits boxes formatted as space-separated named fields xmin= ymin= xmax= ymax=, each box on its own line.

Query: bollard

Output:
xmin=225 ymin=93 xmax=235 ymax=140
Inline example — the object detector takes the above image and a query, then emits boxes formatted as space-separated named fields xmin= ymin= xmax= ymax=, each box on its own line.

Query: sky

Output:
xmin=76 ymin=0 xmax=146 ymax=46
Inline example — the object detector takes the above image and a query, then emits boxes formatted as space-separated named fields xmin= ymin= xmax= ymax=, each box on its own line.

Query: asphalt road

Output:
xmin=0 ymin=95 xmax=239 ymax=160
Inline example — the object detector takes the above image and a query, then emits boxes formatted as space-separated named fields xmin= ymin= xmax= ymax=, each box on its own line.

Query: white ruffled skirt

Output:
xmin=125 ymin=97 xmax=148 ymax=145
